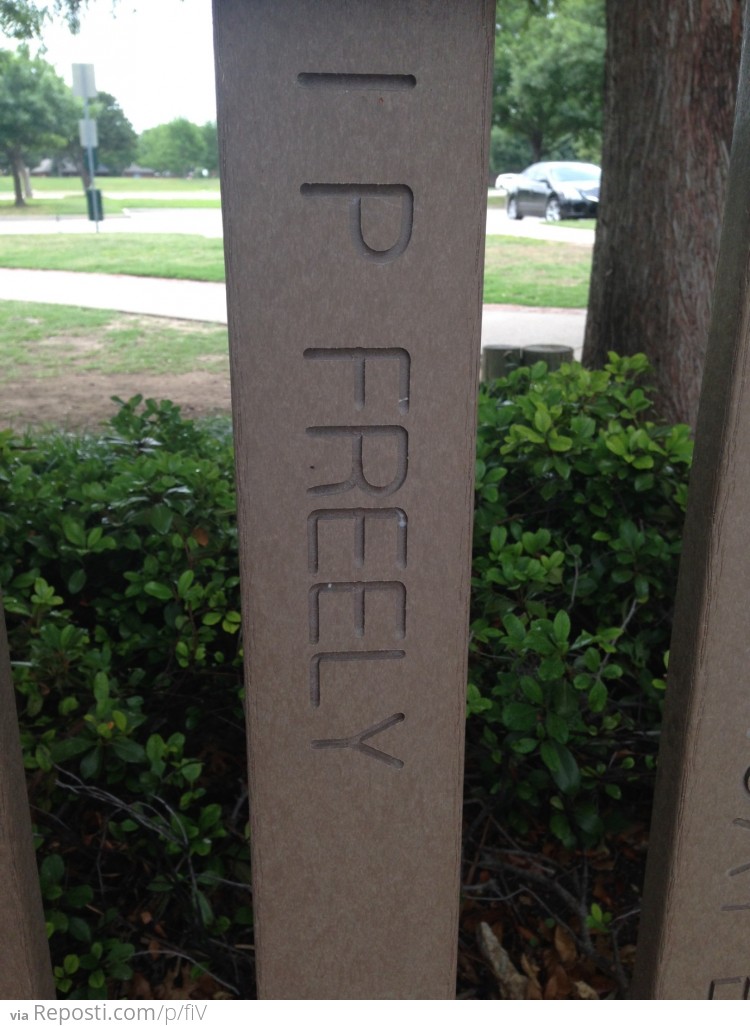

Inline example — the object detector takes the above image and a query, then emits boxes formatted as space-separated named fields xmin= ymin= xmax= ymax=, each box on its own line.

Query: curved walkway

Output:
xmin=0 ymin=201 xmax=589 ymax=356
xmin=0 ymin=267 xmax=585 ymax=357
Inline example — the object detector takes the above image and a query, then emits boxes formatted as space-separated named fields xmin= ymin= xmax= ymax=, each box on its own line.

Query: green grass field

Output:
xmin=0 ymin=235 xmax=226 ymax=282
xmin=0 ymin=300 xmax=228 ymax=379
xmin=483 ymin=236 xmax=591 ymax=307
xmin=0 ymin=233 xmax=591 ymax=308
xmin=0 ymin=176 xmax=221 ymax=218
xmin=0 ymin=175 xmax=220 ymax=194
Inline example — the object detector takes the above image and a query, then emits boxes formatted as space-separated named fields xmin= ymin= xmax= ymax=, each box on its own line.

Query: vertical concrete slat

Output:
xmin=633 ymin=14 xmax=750 ymax=1000
xmin=213 ymin=0 xmax=494 ymax=998
xmin=0 ymin=593 xmax=55 ymax=998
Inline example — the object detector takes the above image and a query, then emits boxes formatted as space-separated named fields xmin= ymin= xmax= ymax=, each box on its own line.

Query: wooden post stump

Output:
xmin=481 ymin=344 xmax=523 ymax=382
xmin=0 ymin=593 xmax=54 ymax=998
xmin=213 ymin=0 xmax=494 ymax=998
xmin=633 ymin=14 xmax=750 ymax=1000
xmin=521 ymin=343 xmax=574 ymax=371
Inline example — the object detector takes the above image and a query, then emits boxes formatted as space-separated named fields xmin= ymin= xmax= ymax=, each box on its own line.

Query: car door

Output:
xmin=524 ymin=165 xmax=552 ymax=216
xmin=514 ymin=164 xmax=540 ymax=215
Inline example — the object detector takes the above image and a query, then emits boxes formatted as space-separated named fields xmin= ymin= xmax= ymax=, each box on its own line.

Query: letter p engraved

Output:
xmin=300 ymin=183 xmax=414 ymax=263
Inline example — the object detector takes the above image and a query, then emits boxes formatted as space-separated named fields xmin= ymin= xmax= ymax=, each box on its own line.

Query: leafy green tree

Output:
xmin=493 ymin=0 xmax=605 ymax=165
xmin=0 ymin=0 xmax=86 ymax=38
xmin=91 ymin=90 xmax=137 ymax=174
xmin=199 ymin=120 xmax=218 ymax=174
xmin=0 ymin=47 xmax=78 ymax=205
xmin=138 ymin=118 xmax=206 ymax=176
xmin=59 ymin=89 xmax=138 ymax=186
xmin=489 ymin=125 xmax=533 ymax=176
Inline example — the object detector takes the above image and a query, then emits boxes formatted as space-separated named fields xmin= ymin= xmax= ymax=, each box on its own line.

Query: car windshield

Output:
xmin=549 ymin=164 xmax=600 ymax=182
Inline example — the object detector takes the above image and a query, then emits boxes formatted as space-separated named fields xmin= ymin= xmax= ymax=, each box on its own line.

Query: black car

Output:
xmin=505 ymin=161 xmax=600 ymax=221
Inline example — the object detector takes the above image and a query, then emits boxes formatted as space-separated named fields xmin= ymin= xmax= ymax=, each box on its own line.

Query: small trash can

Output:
xmin=86 ymin=187 xmax=103 ymax=222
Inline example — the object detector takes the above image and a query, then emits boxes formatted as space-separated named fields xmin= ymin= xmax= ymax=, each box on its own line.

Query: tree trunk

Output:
xmin=77 ymin=155 xmax=91 ymax=191
xmin=10 ymin=152 xmax=26 ymax=207
xmin=582 ymin=0 xmax=743 ymax=428
xmin=529 ymin=128 xmax=544 ymax=163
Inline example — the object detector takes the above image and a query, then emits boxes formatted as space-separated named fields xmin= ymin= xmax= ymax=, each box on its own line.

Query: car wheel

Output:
xmin=507 ymin=196 xmax=523 ymax=220
xmin=545 ymin=196 xmax=562 ymax=222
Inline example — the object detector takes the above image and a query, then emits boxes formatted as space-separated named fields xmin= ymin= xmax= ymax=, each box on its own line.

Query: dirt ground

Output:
xmin=0 ymin=370 xmax=233 ymax=433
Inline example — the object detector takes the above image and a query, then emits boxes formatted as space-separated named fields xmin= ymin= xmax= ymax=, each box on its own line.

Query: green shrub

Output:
xmin=0 ymin=362 xmax=691 ymax=994
xmin=0 ymin=397 xmax=252 ymax=998
xmin=469 ymin=354 xmax=692 ymax=848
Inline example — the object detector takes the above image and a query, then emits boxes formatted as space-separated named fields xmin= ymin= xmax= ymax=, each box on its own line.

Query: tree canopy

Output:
xmin=138 ymin=118 xmax=217 ymax=176
xmin=492 ymin=0 xmax=605 ymax=170
xmin=88 ymin=90 xmax=137 ymax=173
xmin=0 ymin=46 xmax=77 ymax=204
xmin=0 ymin=0 xmax=87 ymax=38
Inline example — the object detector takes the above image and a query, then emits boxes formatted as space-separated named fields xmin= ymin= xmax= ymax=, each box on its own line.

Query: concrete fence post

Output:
xmin=213 ymin=0 xmax=494 ymax=998
xmin=633 ymin=10 xmax=750 ymax=999
xmin=0 ymin=592 xmax=54 ymax=998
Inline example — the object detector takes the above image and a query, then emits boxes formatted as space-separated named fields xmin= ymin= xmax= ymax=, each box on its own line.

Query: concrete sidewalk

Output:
xmin=0 ymin=267 xmax=585 ymax=357
xmin=0 ymin=268 xmax=229 ymax=323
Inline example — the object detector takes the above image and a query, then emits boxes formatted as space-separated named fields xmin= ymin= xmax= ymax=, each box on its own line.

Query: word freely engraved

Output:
xmin=301 ymin=73 xmax=416 ymax=769
xmin=305 ymin=347 xmax=412 ymax=766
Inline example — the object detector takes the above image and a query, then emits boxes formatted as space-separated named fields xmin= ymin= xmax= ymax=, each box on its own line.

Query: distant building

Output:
xmin=31 ymin=157 xmax=113 ymax=177
xmin=122 ymin=163 xmax=157 ymax=178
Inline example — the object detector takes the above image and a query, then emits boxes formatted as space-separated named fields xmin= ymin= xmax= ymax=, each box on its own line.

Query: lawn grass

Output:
xmin=483 ymin=235 xmax=591 ymax=308
xmin=0 ymin=176 xmax=220 ymax=194
xmin=0 ymin=197 xmax=221 ymax=217
xmin=0 ymin=176 xmax=221 ymax=218
xmin=0 ymin=232 xmax=591 ymax=308
xmin=0 ymin=197 xmax=91 ymax=217
xmin=549 ymin=218 xmax=597 ymax=231
xmin=0 ymin=300 xmax=228 ymax=379
xmin=0 ymin=234 xmax=226 ymax=281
